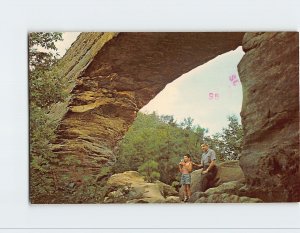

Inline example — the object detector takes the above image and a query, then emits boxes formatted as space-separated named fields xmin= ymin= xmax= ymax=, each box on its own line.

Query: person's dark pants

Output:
xmin=199 ymin=166 xmax=217 ymax=192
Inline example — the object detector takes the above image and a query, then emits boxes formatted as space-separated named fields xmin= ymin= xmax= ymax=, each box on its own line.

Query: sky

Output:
xmin=55 ymin=32 xmax=81 ymax=57
xmin=57 ymin=32 xmax=244 ymax=136
xmin=141 ymin=47 xmax=245 ymax=135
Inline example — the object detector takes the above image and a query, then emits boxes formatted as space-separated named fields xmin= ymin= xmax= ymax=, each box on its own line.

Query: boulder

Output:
xmin=165 ymin=196 xmax=181 ymax=203
xmin=104 ymin=171 xmax=180 ymax=203
xmin=189 ymin=181 xmax=262 ymax=203
xmin=213 ymin=160 xmax=245 ymax=186
xmin=180 ymin=160 xmax=245 ymax=198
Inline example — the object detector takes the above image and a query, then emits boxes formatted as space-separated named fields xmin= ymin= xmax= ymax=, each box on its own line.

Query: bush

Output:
xmin=138 ymin=160 xmax=161 ymax=183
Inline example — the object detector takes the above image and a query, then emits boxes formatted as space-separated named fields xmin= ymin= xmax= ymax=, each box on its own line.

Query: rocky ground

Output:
xmin=103 ymin=161 xmax=263 ymax=203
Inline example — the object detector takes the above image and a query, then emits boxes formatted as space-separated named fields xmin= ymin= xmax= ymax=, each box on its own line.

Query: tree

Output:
xmin=180 ymin=117 xmax=194 ymax=130
xmin=204 ymin=132 xmax=225 ymax=161
xmin=159 ymin=114 xmax=177 ymax=126
xmin=29 ymin=32 xmax=68 ymax=202
xmin=29 ymin=33 xmax=67 ymax=108
xmin=29 ymin=32 xmax=65 ymax=158
xmin=29 ymin=32 xmax=63 ymax=70
xmin=113 ymin=112 xmax=207 ymax=185
xmin=206 ymin=114 xmax=243 ymax=161
xmin=138 ymin=160 xmax=160 ymax=183
xmin=221 ymin=115 xmax=243 ymax=160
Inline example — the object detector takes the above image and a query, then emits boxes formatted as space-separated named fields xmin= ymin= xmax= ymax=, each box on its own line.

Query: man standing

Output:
xmin=193 ymin=143 xmax=218 ymax=192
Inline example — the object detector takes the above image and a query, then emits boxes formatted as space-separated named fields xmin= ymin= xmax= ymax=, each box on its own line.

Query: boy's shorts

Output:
xmin=181 ymin=173 xmax=191 ymax=185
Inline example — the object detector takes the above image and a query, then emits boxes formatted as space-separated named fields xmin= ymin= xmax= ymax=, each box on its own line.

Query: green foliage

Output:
xmin=29 ymin=32 xmax=66 ymax=109
xmin=99 ymin=166 xmax=112 ymax=177
xmin=30 ymin=68 xmax=68 ymax=108
xmin=221 ymin=114 xmax=243 ymax=160
xmin=138 ymin=160 xmax=161 ymax=182
xmin=29 ymin=32 xmax=65 ymax=155
xmin=29 ymin=32 xmax=71 ymax=203
xmin=96 ymin=166 xmax=112 ymax=182
xmin=114 ymin=112 xmax=244 ymax=187
xmin=30 ymin=106 xmax=56 ymax=158
xmin=113 ymin=112 xmax=207 ymax=185
xmin=205 ymin=114 xmax=243 ymax=160
xmin=29 ymin=32 xmax=63 ymax=70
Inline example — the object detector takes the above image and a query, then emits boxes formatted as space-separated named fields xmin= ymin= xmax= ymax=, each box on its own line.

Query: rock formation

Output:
xmin=42 ymin=32 xmax=299 ymax=202
xmin=238 ymin=32 xmax=299 ymax=202
xmin=190 ymin=181 xmax=262 ymax=203
xmin=104 ymin=171 xmax=180 ymax=203
xmin=50 ymin=32 xmax=244 ymax=172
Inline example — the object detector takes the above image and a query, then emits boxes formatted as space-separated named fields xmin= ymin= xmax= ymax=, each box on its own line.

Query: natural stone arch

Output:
xmin=49 ymin=32 xmax=299 ymax=202
xmin=51 ymin=32 xmax=244 ymax=166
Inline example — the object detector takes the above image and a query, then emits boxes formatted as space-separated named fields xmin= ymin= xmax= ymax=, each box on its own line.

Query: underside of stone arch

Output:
xmin=49 ymin=32 xmax=299 ymax=202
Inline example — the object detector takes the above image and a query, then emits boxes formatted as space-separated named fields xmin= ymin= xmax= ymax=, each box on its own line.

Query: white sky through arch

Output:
xmin=140 ymin=46 xmax=245 ymax=135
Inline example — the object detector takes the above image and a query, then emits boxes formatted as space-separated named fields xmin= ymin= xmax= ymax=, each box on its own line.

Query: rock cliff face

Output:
xmin=238 ymin=32 xmax=299 ymax=202
xmin=48 ymin=32 xmax=299 ymax=202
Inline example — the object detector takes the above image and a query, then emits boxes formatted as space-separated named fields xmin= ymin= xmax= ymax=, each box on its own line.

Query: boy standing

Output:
xmin=179 ymin=154 xmax=193 ymax=202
